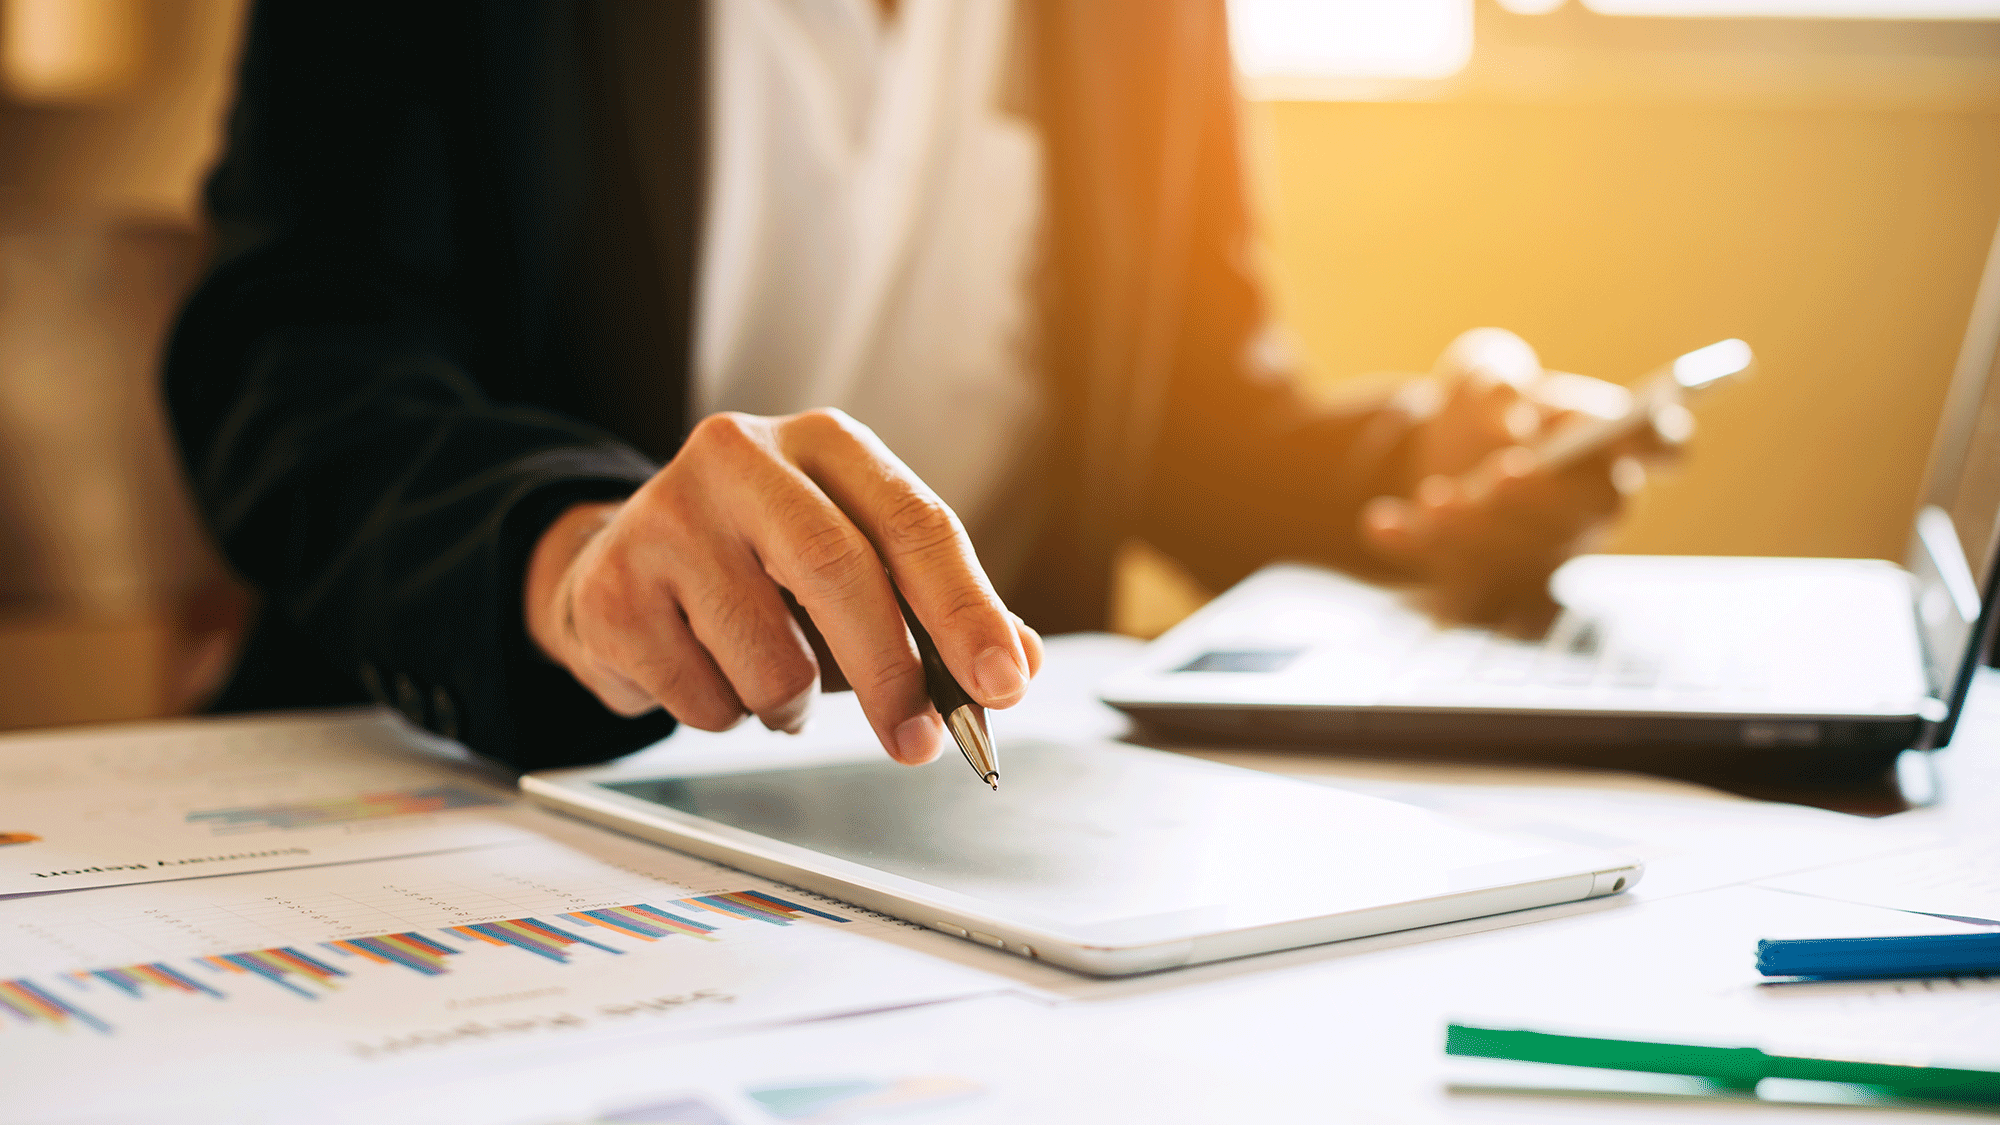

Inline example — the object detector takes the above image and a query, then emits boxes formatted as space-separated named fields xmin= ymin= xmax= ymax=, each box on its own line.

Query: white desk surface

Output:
xmin=4 ymin=634 xmax=1996 ymax=1124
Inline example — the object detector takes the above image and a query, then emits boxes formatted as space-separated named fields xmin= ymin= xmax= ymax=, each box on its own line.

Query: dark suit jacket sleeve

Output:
xmin=164 ymin=1 xmax=678 ymax=769
xmin=1133 ymin=8 xmax=1423 ymax=595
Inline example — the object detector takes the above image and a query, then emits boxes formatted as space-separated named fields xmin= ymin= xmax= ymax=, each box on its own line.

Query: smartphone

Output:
xmin=1533 ymin=338 xmax=1753 ymax=471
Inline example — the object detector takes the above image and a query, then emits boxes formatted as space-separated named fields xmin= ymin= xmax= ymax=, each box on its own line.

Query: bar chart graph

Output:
xmin=1 ymin=977 xmax=112 ymax=1034
xmin=78 ymin=962 xmax=225 ymax=1000
xmin=324 ymin=932 xmax=460 ymax=977
xmin=202 ymin=944 xmax=353 ymax=998
xmin=2 ymin=831 xmax=1015 ymax=1125
xmin=1 ymin=889 xmax=846 ymax=1035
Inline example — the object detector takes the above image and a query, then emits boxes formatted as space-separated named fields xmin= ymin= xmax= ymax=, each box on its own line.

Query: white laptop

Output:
xmin=1102 ymin=233 xmax=2000 ymax=778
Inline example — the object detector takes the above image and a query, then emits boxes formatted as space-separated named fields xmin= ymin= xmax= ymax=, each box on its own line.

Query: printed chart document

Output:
xmin=1321 ymin=778 xmax=1934 ymax=901
xmin=0 ymin=710 xmax=538 ymax=894
xmin=1761 ymin=842 xmax=2000 ymax=925
xmin=1169 ymin=749 xmax=1934 ymax=902
xmin=0 ymin=814 xmax=1020 ymax=1125
xmin=278 ymin=993 xmax=1403 ymax=1125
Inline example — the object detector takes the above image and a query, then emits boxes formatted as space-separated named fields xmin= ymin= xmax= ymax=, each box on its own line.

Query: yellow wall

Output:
xmin=1251 ymin=98 xmax=2000 ymax=562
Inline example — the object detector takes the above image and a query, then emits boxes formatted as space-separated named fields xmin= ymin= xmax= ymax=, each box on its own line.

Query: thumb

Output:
xmin=1434 ymin=327 xmax=1542 ymax=391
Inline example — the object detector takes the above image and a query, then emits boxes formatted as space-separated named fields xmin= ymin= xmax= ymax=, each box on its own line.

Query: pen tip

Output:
xmin=987 ymin=773 xmax=999 ymax=790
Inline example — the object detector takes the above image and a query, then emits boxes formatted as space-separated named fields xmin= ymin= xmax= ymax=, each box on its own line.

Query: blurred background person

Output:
xmin=0 ymin=0 xmax=1991 ymax=761
xmin=161 ymin=0 xmax=1663 ymax=769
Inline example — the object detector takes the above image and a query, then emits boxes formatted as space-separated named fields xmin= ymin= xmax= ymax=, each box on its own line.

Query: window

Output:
xmin=1227 ymin=0 xmax=1475 ymax=82
xmin=1584 ymin=0 xmax=2000 ymax=15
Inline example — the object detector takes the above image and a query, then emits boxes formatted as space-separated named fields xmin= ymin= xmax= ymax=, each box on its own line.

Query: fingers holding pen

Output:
xmin=780 ymin=409 xmax=1032 ymax=710
xmin=686 ymin=411 xmax=943 ymax=764
xmin=758 ymin=505 xmax=945 ymax=765
xmin=524 ymin=409 xmax=1035 ymax=765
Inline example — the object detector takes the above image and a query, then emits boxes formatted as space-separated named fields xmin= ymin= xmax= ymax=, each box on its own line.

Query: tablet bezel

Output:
xmin=523 ymin=742 xmax=1640 ymax=977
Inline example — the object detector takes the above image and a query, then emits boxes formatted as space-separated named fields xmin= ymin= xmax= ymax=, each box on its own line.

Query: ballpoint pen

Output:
xmin=898 ymin=596 xmax=1000 ymax=789
xmin=1757 ymin=931 xmax=2000 ymax=979
xmin=1446 ymin=1023 xmax=2000 ymax=1102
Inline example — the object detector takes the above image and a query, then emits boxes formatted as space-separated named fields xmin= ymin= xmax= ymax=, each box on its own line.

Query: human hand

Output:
xmin=523 ymin=409 xmax=1044 ymax=764
xmin=1361 ymin=329 xmax=1686 ymax=631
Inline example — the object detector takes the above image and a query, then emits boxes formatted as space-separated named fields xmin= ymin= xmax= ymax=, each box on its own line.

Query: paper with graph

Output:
xmin=0 ymin=709 xmax=536 ymax=893
xmin=0 ymin=819 xmax=1015 ymax=1123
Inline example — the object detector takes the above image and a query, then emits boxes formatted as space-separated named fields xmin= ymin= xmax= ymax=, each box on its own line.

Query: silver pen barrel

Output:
xmin=944 ymin=704 xmax=999 ymax=789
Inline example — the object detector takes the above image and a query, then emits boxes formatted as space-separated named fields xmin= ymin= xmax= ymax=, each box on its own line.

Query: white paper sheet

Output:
xmin=1328 ymin=780 xmax=1936 ymax=900
xmin=0 ymin=812 xmax=1024 ymax=1125
xmin=284 ymin=993 xmax=1397 ymax=1125
xmin=46 ymin=990 xmax=1413 ymax=1125
xmin=1760 ymin=842 xmax=2000 ymax=925
xmin=1172 ymin=746 xmax=1936 ymax=902
xmin=0 ymin=710 xmax=536 ymax=894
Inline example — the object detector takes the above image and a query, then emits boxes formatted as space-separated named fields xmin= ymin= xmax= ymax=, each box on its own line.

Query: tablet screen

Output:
xmin=602 ymin=739 xmax=1588 ymax=941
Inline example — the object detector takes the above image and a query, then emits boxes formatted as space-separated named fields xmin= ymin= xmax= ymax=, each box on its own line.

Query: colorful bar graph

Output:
xmin=202 ymin=946 xmax=349 ymax=999
xmin=71 ymin=961 xmax=224 ymax=1000
xmin=439 ymin=890 xmax=841 ymax=965
xmin=325 ymin=932 xmax=460 ymax=976
xmin=446 ymin=917 xmax=622 ymax=964
xmin=0 ymin=977 xmax=111 ymax=1034
xmin=566 ymin=903 xmax=719 ymax=942
xmin=2 ymin=889 xmax=845 ymax=1036
xmin=686 ymin=890 xmax=848 ymax=926
xmin=184 ymin=784 xmax=504 ymax=833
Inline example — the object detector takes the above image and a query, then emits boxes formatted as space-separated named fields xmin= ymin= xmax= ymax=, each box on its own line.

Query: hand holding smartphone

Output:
xmin=1532 ymin=338 xmax=1752 ymax=472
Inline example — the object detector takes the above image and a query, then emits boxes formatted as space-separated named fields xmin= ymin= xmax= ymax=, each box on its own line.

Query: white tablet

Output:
xmin=523 ymin=738 xmax=1640 ymax=976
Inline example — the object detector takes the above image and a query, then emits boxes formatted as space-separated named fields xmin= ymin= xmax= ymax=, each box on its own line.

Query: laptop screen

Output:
xmin=1905 ymin=227 xmax=2000 ymax=748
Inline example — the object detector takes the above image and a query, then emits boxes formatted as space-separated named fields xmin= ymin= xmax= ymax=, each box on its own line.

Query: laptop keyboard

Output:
xmin=1147 ymin=560 xmax=1935 ymax=718
xmin=1391 ymin=610 xmax=1755 ymax=700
